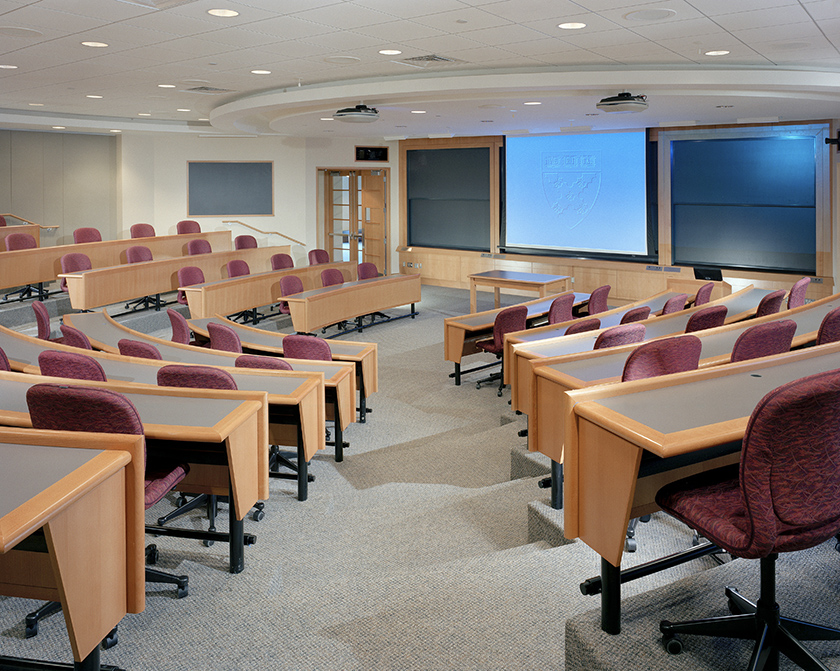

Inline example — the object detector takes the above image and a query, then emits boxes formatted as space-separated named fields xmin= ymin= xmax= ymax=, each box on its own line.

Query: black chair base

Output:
xmin=474 ymin=356 xmax=504 ymax=396
xmin=660 ymin=554 xmax=840 ymax=670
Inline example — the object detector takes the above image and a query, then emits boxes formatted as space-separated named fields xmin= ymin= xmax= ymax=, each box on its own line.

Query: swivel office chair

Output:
xmin=235 ymin=355 xmax=292 ymax=370
xmin=167 ymin=308 xmax=201 ymax=346
xmin=356 ymin=262 xmax=387 ymax=323
xmin=176 ymin=220 xmax=200 ymax=235
xmin=234 ymin=235 xmax=257 ymax=250
xmin=32 ymin=301 xmax=64 ymax=343
xmin=118 ymin=339 xmax=163 ymax=360
xmin=565 ymin=318 xmax=600 ymax=335
xmin=278 ymin=274 xmax=304 ymax=316
xmin=271 ymin=253 xmax=294 ymax=270
xmin=586 ymin=285 xmax=611 ymax=315
xmin=754 ymin=290 xmax=786 ymax=318
xmin=207 ymin=322 xmax=242 ymax=353
xmin=58 ymin=324 xmax=92 ymax=350
xmin=684 ymin=305 xmax=728 ymax=333
xmin=660 ymin=293 xmax=688 ymax=315
xmin=176 ymin=266 xmax=205 ymax=305
xmin=547 ymin=294 xmax=575 ymax=325
xmin=186 ymin=238 xmax=211 ymax=255
xmin=38 ymin=350 xmax=105 ymax=381
xmin=59 ymin=252 xmax=92 ymax=292
xmin=593 ymin=323 xmax=646 ymax=350
xmin=72 ymin=227 xmax=101 ymax=244
xmin=5 ymin=232 xmax=44 ymax=300
xmin=225 ymin=260 xmax=261 ymax=323
xmin=308 ymin=248 xmax=330 ymax=265
xmin=0 ymin=346 xmax=9 ymax=371
xmin=283 ymin=334 xmax=332 ymax=362
xmin=730 ymin=319 xmax=796 ymax=363
xmin=130 ymin=223 xmax=155 ymax=238
xmin=319 ymin=269 xmax=347 ymax=332
xmin=787 ymin=277 xmax=810 ymax=309
xmin=125 ymin=245 xmax=164 ymax=311
xmin=693 ymin=281 xmax=714 ymax=307
xmin=620 ymin=306 xmax=651 ymax=324
xmin=816 ymin=306 xmax=840 ymax=346
xmin=474 ymin=305 xmax=528 ymax=396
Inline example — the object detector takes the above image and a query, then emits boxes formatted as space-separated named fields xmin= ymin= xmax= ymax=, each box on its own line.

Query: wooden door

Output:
xmin=359 ymin=170 xmax=387 ymax=272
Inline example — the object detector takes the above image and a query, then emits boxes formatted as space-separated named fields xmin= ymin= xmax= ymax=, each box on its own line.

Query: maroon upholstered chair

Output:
xmin=586 ymin=285 xmax=611 ymax=315
xmin=5 ymin=232 xmax=37 ymax=251
xmin=657 ymin=369 xmax=840 ymax=668
xmin=157 ymin=363 xmax=236 ymax=390
xmin=186 ymin=239 xmax=211 ymax=256
xmin=0 ymin=346 xmax=10 ymax=371
xmin=282 ymin=334 xmax=332 ymax=361
xmin=235 ymin=354 xmax=292 ymax=370
xmin=593 ymin=323 xmax=645 ymax=350
xmin=684 ymin=305 xmax=728 ymax=333
xmin=754 ymin=290 xmax=786 ymax=318
xmin=59 ymin=252 xmax=92 ymax=292
xmin=474 ymin=305 xmax=527 ymax=396
xmin=126 ymin=245 xmax=152 ymax=264
xmin=176 ymin=266 xmax=205 ymax=305
xmin=72 ymin=227 xmax=101 ymax=244
xmin=787 ymin=277 xmax=810 ymax=309
xmin=565 ymin=318 xmax=600 ymax=335
xmin=693 ymin=281 xmax=714 ymax=306
xmin=26 ymin=383 xmax=189 ymax=600
xmin=321 ymin=268 xmax=344 ymax=287
xmin=130 ymin=223 xmax=155 ymax=238
xmin=270 ymin=253 xmax=294 ymax=270
xmin=32 ymin=301 xmax=63 ymax=343
xmin=176 ymin=220 xmax=200 ymax=235
xmin=58 ymin=324 xmax=92 ymax=350
xmin=38 ymin=350 xmax=106 ymax=381
xmin=730 ymin=319 xmax=796 ymax=363
xmin=357 ymin=262 xmax=378 ymax=279
xmin=234 ymin=235 xmax=257 ymax=250
xmin=278 ymin=275 xmax=304 ymax=315
xmin=547 ymin=294 xmax=574 ymax=325
xmin=208 ymin=321 xmax=242 ymax=353
xmin=227 ymin=259 xmax=250 ymax=278
xmin=0 ymin=215 xmax=6 ymax=226
xmin=660 ymin=293 xmax=688 ymax=315
xmin=620 ymin=306 xmax=651 ymax=324
xmin=118 ymin=339 xmax=162 ymax=360
xmin=308 ymin=248 xmax=330 ymax=265
xmin=816 ymin=306 xmax=840 ymax=346
xmin=167 ymin=308 xmax=192 ymax=345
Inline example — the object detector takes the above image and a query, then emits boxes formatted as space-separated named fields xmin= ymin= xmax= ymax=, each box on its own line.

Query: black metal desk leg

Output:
xmin=601 ymin=557 xmax=621 ymax=634
xmin=74 ymin=643 xmax=99 ymax=671
xmin=551 ymin=461 xmax=563 ymax=510
xmin=297 ymin=425 xmax=308 ymax=502
xmin=454 ymin=363 xmax=461 ymax=386
xmin=410 ymin=302 xmax=416 ymax=318
xmin=229 ymin=474 xmax=245 ymax=574
xmin=359 ymin=390 xmax=367 ymax=423
xmin=334 ymin=400 xmax=344 ymax=462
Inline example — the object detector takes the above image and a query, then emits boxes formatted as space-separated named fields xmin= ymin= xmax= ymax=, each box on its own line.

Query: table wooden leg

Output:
xmin=469 ymin=281 xmax=477 ymax=313
xmin=494 ymin=287 xmax=500 ymax=309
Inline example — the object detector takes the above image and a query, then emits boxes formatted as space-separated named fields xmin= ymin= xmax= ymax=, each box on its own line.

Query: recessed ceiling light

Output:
xmin=207 ymin=9 xmax=239 ymax=17
xmin=558 ymin=22 xmax=586 ymax=30
xmin=198 ymin=118 xmax=209 ymax=121
xmin=251 ymin=69 xmax=271 ymax=75
xmin=705 ymin=50 xmax=730 ymax=56
xmin=523 ymin=101 xmax=541 ymax=105
xmin=324 ymin=56 xmax=361 ymax=65
xmin=411 ymin=110 xmax=426 ymax=114
xmin=177 ymin=108 xmax=191 ymax=112
xmin=0 ymin=64 xmax=18 ymax=69
xmin=0 ymin=26 xmax=42 ymax=38
xmin=81 ymin=41 xmax=108 ymax=48
xmin=52 ymin=126 xmax=65 ymax=130
xmin=138 ymin=112 xmax=151 ymax=116
xmin=320 ymin=117 xmax=334 ymax=121
xmin=110 ymin=129 xmax=121 ymax=133
xmin=86 ymin=95 xmax=103 ymax=99
xmin=158 ymin=84 xmax=176 ymax=88
xmin=379 ymin=49 xmax=401 ymax=56
xmin=625 ymin=9 xmax=677 ymax=21
xmin=28 ymin=102 xmax=44 ymax=106
xmin=455 ymin=19 xmax=468 ymax=24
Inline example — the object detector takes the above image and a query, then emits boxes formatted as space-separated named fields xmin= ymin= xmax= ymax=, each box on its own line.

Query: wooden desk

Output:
xmin=562 ymin=341 xmax=840 ymax=633
xmin=443 ymin=291 xmax=590 ymax=385
xmin=283 ymin=274 xmax=421 ymax=334
xmin=0 ymin=230 xmax=231 ymax=292
xmin=0 ymin=429 xmax=144 ymax=669
xmin=0 ymin=223 xmax=42 ymax=249
xmin=509 ymin=286 xmax=773 ymax=415
xmin=60 ymin=245 xmax=290 ymax=311
xmin=182 ymin=261 xmax=355 ymax=320
xmin=468 ymin=270 xmax=570 ymax=313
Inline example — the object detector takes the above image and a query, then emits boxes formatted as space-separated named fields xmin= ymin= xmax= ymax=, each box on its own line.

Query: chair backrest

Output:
xmin=27 ymin=383 xmax=142 ymax=435
xmin=755 ymin=290 xmax=786 ymax=318
xmin=547 ymin=294 xmax=574 ymax=325
xmin=0 ymin=346 xmax=9 ymax=372
xmin=587 ymin=285 xmax=611 ymax=315
xmin=118 ymin=339 xmax=162 ymax=360
xmin=308 ymin=248 xmax=330 ymax=265
xmin=72 ymin=227 xmax=101 ymax=244
xmin=130 ymin=223 xmax=155 ymax=238
xmin=593 ymin=323 xmax=646 ymax=350
xmin=208 ymin=322 xmax=242 ymax=353
xmin=321 ymin=268 xmax=344 ymax=287
xmin=489 ymin=305 xmax=528 ymax=350
xmin=186 ymin=238 xmax=212 ymax=255
xmin=787 ymin=277 xmax=810 ymax=309
xmin=280 ymin=275 xmax=304 ymax=297
xmin=684 ymin=305 xmax=728 ymax=333
xmin=621 ymin=335 xmax=702 ymax=382
xmin=660 ymin=293 xmax=688 ymax=315
xmin=694 ymin=282 xmax=714 ymax=306
xmin=730 ymin=319 xmax=797 ymax=363
xmin=234 ymin=235 xmax=257 ymax=250
xmin=357 ymin=262 xmax=378 ymax=280
xmin=167 ymin=308 xmax=192 ymax=345
xmin=126 ymin=245 xmax=153 ymax=264
xmin=282 ymin=334 xmax=332 ymax=361
xmin=32 ymin=301 xmax=53 ymax=340
xmin=176 ymin=266 xmax=205 ymax=305
xmin=235 ymin=354 xmax=292 ymax=370
xmin=620 ymin=306 xmax=651 ymax=324
xmin=0 ymin=215 xmax=5 ymax=226
xmin=565 ymin=318 xmax=600 ymax=335
xmin=816 ymin=306 xmax=840 ymax=346
xmin=59 ymin=324 xmax=92 ymax=350
xmin=176 ymin=220 xmax=200 ymax=235
xmin=227 ymin=259 xmax=250 ymax=278
xmin=5 ymin=232 xmax=37 ymax=251
xmin=38 ymin=350 xmax=106 ymax=381
xmin=59 ymin=252 xmax=92 ymax=291
xmin=270 ymin=253 xmax=294 ymax=270
xmin=157 ymin=364 xmax=237 ymax=390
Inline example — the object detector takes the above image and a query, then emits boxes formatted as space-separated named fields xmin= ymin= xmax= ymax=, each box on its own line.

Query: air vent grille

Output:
xmin=402 ymin=54 xmax=457 ymax=63
xmin=182 ymin=86 xmax=234 ymax=95
xmin=113 ymin=0 xmax=197 ymax=8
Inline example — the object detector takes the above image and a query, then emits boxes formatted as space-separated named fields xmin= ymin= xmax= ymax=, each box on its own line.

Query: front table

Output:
xmin=467 ymin=270 xmax=570 ymax=313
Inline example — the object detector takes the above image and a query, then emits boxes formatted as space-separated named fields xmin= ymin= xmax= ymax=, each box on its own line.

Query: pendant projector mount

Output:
xmin=596 ymin=92 xmax=648 ymax=113
xmin=334 ymin=103 xmax=379 ymax=123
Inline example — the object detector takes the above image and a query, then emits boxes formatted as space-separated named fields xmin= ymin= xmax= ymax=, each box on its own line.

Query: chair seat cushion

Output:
xmin=475 ymin=337 xmax=501 ymax=355
xmin=144 ymin=463 xmax=189 ymax=509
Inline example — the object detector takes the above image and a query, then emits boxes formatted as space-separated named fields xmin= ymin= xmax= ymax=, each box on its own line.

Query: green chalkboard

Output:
xmin=188 ymin=161 xmax=273 ymax=216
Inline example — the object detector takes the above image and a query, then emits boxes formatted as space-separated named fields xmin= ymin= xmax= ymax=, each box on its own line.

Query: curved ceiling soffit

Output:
xmin=209 ymin=68 xmax=840 ymax=136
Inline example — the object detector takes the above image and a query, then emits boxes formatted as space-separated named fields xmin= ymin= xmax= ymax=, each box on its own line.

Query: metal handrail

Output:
xmin=222 ymin=220 xmax=305 ymax=246
xmin=0 ymin=214 xmax=59 ymax=229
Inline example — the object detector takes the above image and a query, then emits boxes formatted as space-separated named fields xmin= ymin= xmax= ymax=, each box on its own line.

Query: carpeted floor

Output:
xmin=3 ymin=285 xmax=832 ymax=670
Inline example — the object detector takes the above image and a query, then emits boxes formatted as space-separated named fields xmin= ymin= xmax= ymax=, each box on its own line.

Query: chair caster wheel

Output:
xmin=475 ymin=383 xmax=481 ymax=390
xmin=145 ymin=545 xmax=159 ymax=565
xmin=625 ymin=537 xmax=637 ymax=553
xmin=176 ymin=581 xmax=189 ymax=599
xmin=25 ymin=622 xmax=38 ymax=639
xmin=662 ymin=634 xmax=683 ymax=655
xmin=497 ymin=389 xmax=503 ymax=397
xmin=175 ymin=495 xmax=188 ymax=507
xmin=203 ymin=540 xmax=214 ymax=547
xmin=102 ymin=627 xmax=118 ymax=649
xmin=640 ymin=514 xmax=651 ymax=523
xmin=252 ymin=509 xmax=265 ymax=522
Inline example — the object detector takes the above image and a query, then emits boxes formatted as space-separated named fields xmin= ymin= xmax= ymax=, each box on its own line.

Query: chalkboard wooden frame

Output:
xmin=188 ymin=161 xmax=274 ymax=216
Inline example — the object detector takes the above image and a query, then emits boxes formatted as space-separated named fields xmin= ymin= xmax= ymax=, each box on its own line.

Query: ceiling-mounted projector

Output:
xmin=596 ymin=92 xmax=648 ymax=113
xmin=333 ymin=104 xmax=379 ymax=123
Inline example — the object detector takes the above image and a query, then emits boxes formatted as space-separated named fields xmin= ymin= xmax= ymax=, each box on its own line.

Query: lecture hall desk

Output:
xmin=562 ymin=341 xmax=840 ymax=634
xmin=467 ymin=270 xmax=571 ymax=313
xmin=59 ymin=245 xmax=291 ymax=311
xmin=509 ymin=285 xmax=774 ymax=415
xmin=0 ymin=223 xmax=43 ymax=249
xmin=181 ymin=261 xmax=356 ymax=320
xmin=0 ymin=230 xmax=231 ymax=293
xmin=0 ymin=428 xmax=143 ymax=670
xmin=282 ymin=273 xmax=421 ymax=334
xmin=0 ymin=370 xmax=266 ymax=574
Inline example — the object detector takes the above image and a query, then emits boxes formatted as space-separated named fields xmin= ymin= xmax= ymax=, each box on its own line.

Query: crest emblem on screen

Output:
xmin=541 ymin=151 xmax=601 ymax=229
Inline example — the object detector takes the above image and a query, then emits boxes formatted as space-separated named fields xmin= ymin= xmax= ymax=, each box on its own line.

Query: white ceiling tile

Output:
xmin=240 ymin=15 xmax=337 ymax=40
xmin=295 ymin=29 xmax=384 ymax=52
xmin=734 ymin=22 xmax=828 ymax=45
xmin=120 ymin=10 xmax=219 ymax=36
xmin=501 ymin=37 xmax=578 ymax=56
xmin=629 ymin=17 xmax=728 ymax=41
xmin=354 ymin=20 xmax=447 ymax=42
xmin=685 ymin=0 xmax=798 ymax=16
xmin=0 ymin=4 xmax=106 ymax=35
xmin=598 ymin=0 xmax=706 ymax=25
xmin=539 ymin=49 xmax=619 ymax=65
xmin=558 ymin=28 xmax=651 ymax=48
xmin=800 ymin=1 xmax=840 ymax=22
xmin=521 ymin=12 xmax=628 ymax=35
xmin=350 ymin=0 xmax=470 ymax=19
xmin=712 ymin=5 xmax=816 ymax=31
xmin=444 ymin=44 xmax=527 ymax=62
xmin=591 ymin=40 xmax=692 ymax=61
xmin=411 ymin=7 xmax=513 ymax=32
xmin=402 ymin=33 xmax=488 ymax=53
xmin=75 ymin=23 xmax=177 ymax=50
xmin=194 ymin=26 xmax=293 ymax=48
xmin=291 ymin=3 xmax=398 ymax=30
xmin=479 ymin=0 xmax=583 ymax=22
